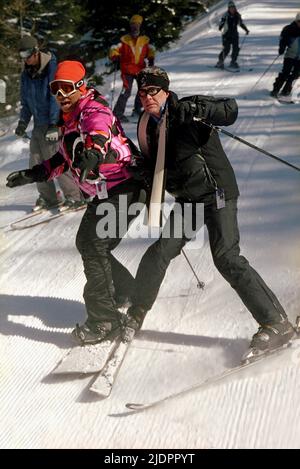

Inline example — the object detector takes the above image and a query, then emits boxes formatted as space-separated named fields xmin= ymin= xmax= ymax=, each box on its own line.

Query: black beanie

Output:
xmin=137 ymin=66 xmax=170 ymax=91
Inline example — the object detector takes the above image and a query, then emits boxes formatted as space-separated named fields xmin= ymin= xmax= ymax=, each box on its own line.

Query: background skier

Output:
xmin=125 ymin=66 xmax=295 ymax=362
xmin=16 ymin=36 xmax=83 ymax=211
xmin=109 ymin=14 xmax=155 ymax=122
xmin=216 ymin=1 xmax=249 ymax=70
xmin=270 ymin=12 xmax=300 ymax=98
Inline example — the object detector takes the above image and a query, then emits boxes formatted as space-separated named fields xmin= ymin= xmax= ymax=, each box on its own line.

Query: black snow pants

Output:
xmin=113 ymin=74 xmax=142 ymax=119
xmin=76 ymin=183 xmax=143 ymax=326
xmin=218 ymin=34 xmax=240 ymax=63
xmin=273 ymin=57 xmax=300 ymax=94
xmin=132 ymin=198 xmax=287 ymax=326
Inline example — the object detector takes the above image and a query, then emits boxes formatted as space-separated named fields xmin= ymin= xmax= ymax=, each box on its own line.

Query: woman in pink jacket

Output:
xmin=7 ymin=61 xmax=144 ymax=345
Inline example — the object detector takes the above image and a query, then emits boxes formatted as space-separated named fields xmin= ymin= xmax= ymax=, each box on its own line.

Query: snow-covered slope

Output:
xmin=1 ymin=0 xmax=300 ymax=449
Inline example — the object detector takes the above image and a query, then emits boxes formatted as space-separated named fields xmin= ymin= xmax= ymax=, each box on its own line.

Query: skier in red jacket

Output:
xmin=109 ymin=14 xmax=155 ymax=122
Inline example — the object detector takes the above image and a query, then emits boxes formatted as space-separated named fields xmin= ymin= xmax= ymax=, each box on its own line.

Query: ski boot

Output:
xmin=121 ymin=305 xmax=148 ymax=343
xmin=118 ymin=115 xmax=129 ymax=123
xmin=126 ymin=305 xmax=148 ymax=331
xmin=215 ymin=60 xmax=224 ymax=69
xmin=229 ymin=61 xmax=239 ymax=69
xmin=59 ymin=197 xmax=86 ymax=212
xmin=280 ymin=89 xmax=291 ymax=97
xmin=72 ymin=316 xmax=123 ymax=345
xmin=270 ymin=89 xmax=279 ymax=98
xmin=32 ymin=195 xmax=63 ymax=212
xmin=242 ymin=318 xmax=296 ymax=364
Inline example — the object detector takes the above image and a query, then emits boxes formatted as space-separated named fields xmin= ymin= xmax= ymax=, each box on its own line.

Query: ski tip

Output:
xmin=125 ymin=403 xmax=145 ymax=410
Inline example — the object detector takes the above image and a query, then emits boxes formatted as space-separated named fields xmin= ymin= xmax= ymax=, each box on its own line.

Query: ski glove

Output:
xmin=6 ymin=164 xmax=48 ymax=188
xmin=279 ymin=47 xmax=285 ymax=55
xmin=175 ymin=102 xmax=198 ymax=125
xmin=45 ymin=125 xmax=59 ymax=142
xmin=15 ymin=120 xmax=27 ymax=138
xmin=73 ymin=148 xmax=100 ymax=174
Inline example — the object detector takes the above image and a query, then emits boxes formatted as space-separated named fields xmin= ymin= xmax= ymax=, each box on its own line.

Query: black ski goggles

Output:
xmin=138 ymin=86 xmax=163 ymax=98
xmin=49 ymin=79 xmax=84 ymax=97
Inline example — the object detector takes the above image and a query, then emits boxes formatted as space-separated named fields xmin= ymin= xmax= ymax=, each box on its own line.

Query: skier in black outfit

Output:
xmin=270 ymin=12 xmax=300 ymax=97
xmin=216 ymin=1 xmax=249 ymax=70
xmin=125 ymin=66 xmax=295 ymax=362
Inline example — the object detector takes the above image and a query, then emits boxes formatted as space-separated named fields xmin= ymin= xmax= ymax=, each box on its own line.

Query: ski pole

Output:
xmin=239 ymin=34 xmax=247 ymax=52
xmin=248 ymin=54 xmax=279 ymax=94
xmin=194 ymin=118 xmax=300 ymax=172
xmin=110 ymin=64 xmax=117 ymax=108
xmin=161 ymin=211 xmax=205 ymax=289
xmin=181 ymin=249 xmax=205 ymax=290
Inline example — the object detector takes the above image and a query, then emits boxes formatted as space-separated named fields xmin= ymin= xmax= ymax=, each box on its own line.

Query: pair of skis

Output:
xmin=51 ymin=327 xmax=135 ymax=398
xmin=51 ymin=318 xmax=300 ymax=412
xmin=6 ymin=204 xmax=86 ymax=230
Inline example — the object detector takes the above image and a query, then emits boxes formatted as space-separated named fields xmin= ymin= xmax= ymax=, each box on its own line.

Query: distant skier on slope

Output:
xmin=124 ymin=66 xmax=295 ymax=363
xmin=215 ymin=1 xmax=249 ymax=70
xmin=270 ymin=12 xmax=300 ymax=98
xmin=6 ymin=60 xmax=146 ymax=346
xmin=109 ymin=14 xmax=155 ymax=122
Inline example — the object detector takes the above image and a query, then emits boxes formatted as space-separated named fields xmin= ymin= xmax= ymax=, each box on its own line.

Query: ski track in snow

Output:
xmin=0 ymin=0 xmax=300 ymax=449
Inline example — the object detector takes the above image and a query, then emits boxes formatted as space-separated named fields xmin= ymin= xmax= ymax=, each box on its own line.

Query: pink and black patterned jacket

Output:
xmin=41 ymin=89 xmax=135 ymax=197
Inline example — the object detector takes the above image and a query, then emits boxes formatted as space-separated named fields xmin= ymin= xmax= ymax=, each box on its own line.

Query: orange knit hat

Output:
xmin=54 ymin=61 xmax=86 ymax=92
xmin=130 ymin=14 xmax=143 ymax=24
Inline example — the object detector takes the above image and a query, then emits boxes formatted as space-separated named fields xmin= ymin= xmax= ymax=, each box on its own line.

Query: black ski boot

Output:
xmin=125 ymin=305 xmax=148 ymax=332
xmin=72 ymin=316 xmax=123 ymax=345
xmin=242 ymin=318 xmax=295 ymax=363
xmin=215 ymin=60 xmax=224 ymax=69
xmin=121 ymin=306 xmax=148 ymax=343
xmin=229 ymin=61 xmax=239 ymax=69
xmin=270 ymin=89 xmax=279 ymax=98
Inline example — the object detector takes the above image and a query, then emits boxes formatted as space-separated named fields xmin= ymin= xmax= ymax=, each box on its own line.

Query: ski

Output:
xmin=224 ymin=66 xmax=240 ymax=73
xmin=9 ymin=204 xmax=86 ymax=230
xmin=277 ymin=98 xmax=295 ymax=105
xmin=4 ymin=208 xmax=48 ymax=229
xmin=90 ymin=327 xmax=135 ymax=397
xmin=51 ymin=337 xmax=120 ymax=375
xmin=212 ymin=65 xmax=253 ymax=73
xmin=124 ymin=324 xmax=300 ymax=414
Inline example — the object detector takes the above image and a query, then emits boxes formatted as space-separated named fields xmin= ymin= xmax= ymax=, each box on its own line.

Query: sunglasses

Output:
xmin=138 ymin=87 xmax=162 ymax=98
xmin=49 ymin=79 xmax=84 ymax=98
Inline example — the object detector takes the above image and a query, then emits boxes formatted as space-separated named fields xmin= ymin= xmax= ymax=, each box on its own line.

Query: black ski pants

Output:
xmin=113 ymin=74 xmax=142 ymax=119
xmin=132 ymin=198 xmax=286 ymax=326
xmin=218 ymin=34 xmax=240 ymax=63
xmin=76 ymin=185 xmax=143 ymax=326
xmin=273 ymin=57 xmax=300 ymax=94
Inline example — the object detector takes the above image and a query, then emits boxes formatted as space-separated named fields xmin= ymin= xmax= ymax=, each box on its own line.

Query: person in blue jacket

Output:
xmin=16 ymin=35 xmax=83 ymax=211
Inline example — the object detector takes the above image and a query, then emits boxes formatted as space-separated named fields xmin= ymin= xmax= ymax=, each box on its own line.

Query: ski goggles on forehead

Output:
xmin=138 ymin=86 xmax=162 ymax=98
xmin=49 ymin=79 xmax=84 ymax=97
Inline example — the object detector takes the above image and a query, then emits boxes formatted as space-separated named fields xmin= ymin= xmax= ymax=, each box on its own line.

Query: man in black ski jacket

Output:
xmin=125 ymin=66 xmax=294 ymax=362
xmin=216 ymin=1 xmax=249 ymax=70
xmin=270 ymin=12 xmax=300 ymax=97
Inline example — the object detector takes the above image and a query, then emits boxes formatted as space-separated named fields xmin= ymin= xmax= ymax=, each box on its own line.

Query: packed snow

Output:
xmin=0 ymin=0 xmax=300 ymax=449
